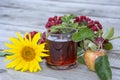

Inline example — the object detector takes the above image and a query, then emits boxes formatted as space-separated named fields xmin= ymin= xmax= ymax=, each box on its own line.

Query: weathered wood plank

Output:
xmin=0 ymin=23 xmax=45 ymax=32
xmin=47 ymin=0 xmax=120 ymax=6
xmin=0 ymin=0 xmax=120 ymax=19
xmin=0 ymin=7 xmax=120 ymax=50
xmin=112 ymin=68 xmax=120 ymax=80
xmin=0 ymin=22 xmax=119 ymax=51
xmin=0 ymin=7 xmax=63 ymax=27
xmin=1 ymin=0 xmax=120 ymax=6
xmin=0 ymin=41 xmax=120 ymax=69
xmin=109 ymin=51 xmax=120 ymax=68
xmin=0 ymin=0 xmax=120 ymax=80
xmin=1 ymin=7 xmax=120 ymax=29
xmin=0 ymin=57 xmax=120 ymax=80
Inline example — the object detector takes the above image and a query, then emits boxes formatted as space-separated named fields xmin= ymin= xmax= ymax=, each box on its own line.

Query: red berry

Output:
xmin=74 ymin=20 xmax=77 ymax=23
xmin=40 ymin=38 xmax=45 ymax=44
xmin=95 ymin=37 xmax=104 ymax=44
xmin=45 ymin=16 xmax=63 ymax=30
xmin=59 ymin=16 xmax=62 ymax=20
xmin=26 ymin=34 xmax=29 ymax=39
xmin=45 ymin=22 xmax=51 ymax=28
xmin=53 ymin=16 xmax=57 ymax=21
xmin=59 ymin=20 xmax=62 ymax=24
xmin=42 ymin=32 xmax=46 ymax=39
xmin=75 ymin=16 xmax=80 ymax=21
xmin=83 ymin=16 xmax=87 ymax=20
xmin=30 ymin=31 xmax=38 ymax=39
xmin=48 ymin=17 xmax=53 ymax=21
xmin=103 ymin=39 xmax=108 ymax=44
xmin=86 ymin=18 xmax=91 ymax=22
xmin=88 ymin=21 xmax=94 ymax=28
xmin=80 ymin=16 xmax=86 ymax=20
xmin=26 ymin=31 xmax=38 ymax=40
xmin=98 ymin=24 xmax=102 ymax=29
xmin=94 ymin=21 xmax=99 ymax=24
xmin=39 ymin=32 xmax=46 ymax=44
xmin=91 ymin=26 xmax=98 ymax=31
xmin=102 ymin=39 xmax=109 ymax=48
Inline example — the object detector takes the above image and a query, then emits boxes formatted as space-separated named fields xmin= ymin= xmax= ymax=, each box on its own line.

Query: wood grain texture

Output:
xmin=0 ymin=0 xmax=120 ymax=80
xmin=0 ymin=0 xmax=120 ymax=19
xmin=0 ymin=57 xmax=119 ymax=80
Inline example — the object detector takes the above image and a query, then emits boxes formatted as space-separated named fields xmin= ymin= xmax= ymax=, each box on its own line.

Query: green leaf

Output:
xmin=104 ymin=42 xmax=113 ymax=50
xmin=50 ymin=26 xmax=59 ymax=33
xmin=77 ymin=49 xmax=85 ymax=64
xmin=77 ymin=49 xmax=84 ymax=56
xmin=69 ymin=14 xmax=76 ymax=19
xmin=95 ymin=55 xmax=112 ymax=80
xmin=0 ymin=52 xmax=12 ymax=57
xmin=110 ymin=36 xmax=120 ymax=41
xmin=88 ymin=42 xmax=97 ymax=51
xmin=77 ymin=55 xmax=86 ymax=65
xmin=73 ymin=23 xmax=79 ymax=28
xmin=61 ymin=14 xmax=75 ymax=23
xmin=103 ymin=27 xmax=114 ymax=40
xmin=72 ymin=28 xmax=95 ymax=42
xmin=61 ymin=15 xmax=68 ymax=22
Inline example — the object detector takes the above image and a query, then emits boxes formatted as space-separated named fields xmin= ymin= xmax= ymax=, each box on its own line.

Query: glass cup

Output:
xmin=45 ymin=32 xmax=77 ymax=70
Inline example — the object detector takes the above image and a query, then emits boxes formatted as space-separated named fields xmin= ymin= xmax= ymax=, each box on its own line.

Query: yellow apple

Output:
xmin=84 ymin=49 xmax=106 ymax=71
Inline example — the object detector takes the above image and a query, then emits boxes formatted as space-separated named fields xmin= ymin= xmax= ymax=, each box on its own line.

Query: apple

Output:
xmin=84 ymin=49 xmax=106 ymax=71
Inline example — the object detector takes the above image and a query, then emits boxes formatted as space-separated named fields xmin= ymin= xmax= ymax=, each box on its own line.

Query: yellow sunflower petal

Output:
xmin=28 ymin=34 xmax=32 ymax=42
xmin=35 ymin=61 xmax=42 ymax=71
xmin=16 ymin=32 xmax=25 ymax=44
xmin=5 ymin=43 xmax=17 ymax=49
xmin=24 ymin=32 xmax=29 ymax=38
xmin=39 ymin=53 xmax=49 ymax=57
xmin=3 ymin=49 xmax=18 ymax=54
xmin=9 ymin=37 xmax=21 ymax=46
xmin=32 ymin=32 xmax=40 ymax=44
xmin=5 ymin=32 xmax=47 ymax=72
xmin=35 ymin=56 xmax=42 ymax=62
xmin=42 ymin=50 xmax=49 ymax=53
xmin=33 ymin=64 xmax=38 ymax=72
xmin=5 ymin=55 xmax=16 ymax=61
xmin=15 ymin=60 xmax=26 ymax=71
xmin=21 ymin=62 xmax=29 ymax=72
xmin=37 ymin=44 xmax=47 ymax=52
xmin=35 ymin=61 xmax=41 ymax=71
xmin=29 ymin=60 xmax=36 ymax=72
xmin=6 ymin=58 xmax=21 ymax=69
xmin=38 ymin=43 xmax=45 ymax=49
xmin=33 ymin=61 xmax=41 ymax=72
xmin=24 ymin=35 xmax=29 ymax=43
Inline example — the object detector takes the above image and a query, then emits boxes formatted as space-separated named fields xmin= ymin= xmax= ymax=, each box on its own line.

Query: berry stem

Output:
xmin=109 ymin=36 xmax=120 ymax=41
xmin=82 ymin=40 xmax=86 ymax=51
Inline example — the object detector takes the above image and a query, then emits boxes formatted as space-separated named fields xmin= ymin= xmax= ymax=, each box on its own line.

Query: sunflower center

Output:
xmin=21 ymin=46 xmax=36 ymax=61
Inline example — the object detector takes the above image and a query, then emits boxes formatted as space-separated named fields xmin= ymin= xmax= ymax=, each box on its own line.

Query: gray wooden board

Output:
xmin=0 ymin=0 xmax=120 ymax=80
xmin=0 ymin=57 xmax=120 ymax=80
xmin=0 ymin=0 xmax=120 ymax=19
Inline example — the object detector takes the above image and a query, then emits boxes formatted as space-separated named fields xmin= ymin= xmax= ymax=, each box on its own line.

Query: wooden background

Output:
xmin=0 ymin=0 xmax=120 ymax=80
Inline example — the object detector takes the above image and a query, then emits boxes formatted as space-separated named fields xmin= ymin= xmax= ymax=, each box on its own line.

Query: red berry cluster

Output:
xmin=26 ymin=31 xmax=38 ymax=39
xmin=74 ymin=16 xmax=102 ymax=31
xmin=45 ymin=15 xmax=108 ymax=49
xmin=45 ymin=16 xmax=62 ymax=29
xmin=39 ymin=32 xmax=46 ymax=44
xmin=95 ymin=37 xmax=109 ymax=48
xmin=25 ymin=31 xmax=46 ymax=44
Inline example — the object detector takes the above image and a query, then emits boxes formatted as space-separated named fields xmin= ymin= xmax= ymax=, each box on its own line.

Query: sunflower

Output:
xmin=4 ymin=32 xmax=48 ymax=72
